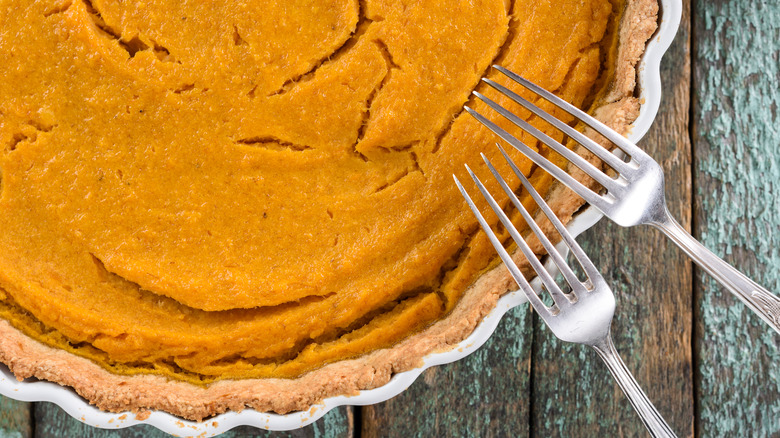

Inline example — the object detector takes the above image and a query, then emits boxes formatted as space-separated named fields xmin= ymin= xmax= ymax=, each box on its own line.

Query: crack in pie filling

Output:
xmin=0 ymin=0 xmax=657 ymax=420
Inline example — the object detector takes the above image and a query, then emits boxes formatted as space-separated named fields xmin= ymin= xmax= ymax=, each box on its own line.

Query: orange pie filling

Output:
xmin=0 ymin=0 xmax=625 ymax=384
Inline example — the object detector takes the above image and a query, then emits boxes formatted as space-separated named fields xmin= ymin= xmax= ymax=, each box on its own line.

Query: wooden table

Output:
xmin=2 ymin=0 xmax=778 ymax=436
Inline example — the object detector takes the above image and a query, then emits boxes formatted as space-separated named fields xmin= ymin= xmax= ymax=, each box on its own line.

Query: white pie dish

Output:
xmin=0 ymin=1 xmax=681 ymax=435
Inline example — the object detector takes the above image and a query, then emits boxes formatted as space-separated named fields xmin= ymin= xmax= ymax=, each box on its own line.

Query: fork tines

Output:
xmin=463 ymin=65 xmax=645 ymax=212
xmin=453 ymin=145 xmax=600 ymax=316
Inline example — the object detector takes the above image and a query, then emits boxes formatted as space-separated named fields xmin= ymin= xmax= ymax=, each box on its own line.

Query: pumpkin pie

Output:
xmin=0 ymin=0 xmax=658 ymax=420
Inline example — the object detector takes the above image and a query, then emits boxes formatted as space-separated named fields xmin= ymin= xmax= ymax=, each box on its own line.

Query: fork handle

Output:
xmin=591 ymin=335 xmax=677 ymax=438
xmin=653 ymin=208 xmax=780 ymax=335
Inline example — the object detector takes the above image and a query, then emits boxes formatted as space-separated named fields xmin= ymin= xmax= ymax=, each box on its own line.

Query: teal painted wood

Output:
xmin=33 ymin=403 xmax=168 ymax=438
xmin=361 ymin=305 xmax=532 ymax=438
xmin=530 ymin=1 xmax=695 ymax=435
xmin=31 ymin=403 xmax=352 ymax=438
xmin=692 ymin=0 xmax=780 ymax=436
xmin=0 ymin=396 xmax=30 ymax=438
xmin=225 ymin=408 xmax=353 ymax=438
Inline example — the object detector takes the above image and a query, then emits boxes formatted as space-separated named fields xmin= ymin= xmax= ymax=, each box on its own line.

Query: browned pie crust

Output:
xmin=0 ymin=0 xmax=658 ymax=421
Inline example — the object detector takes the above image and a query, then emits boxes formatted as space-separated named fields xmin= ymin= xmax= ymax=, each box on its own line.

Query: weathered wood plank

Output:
xmin=691 ymin=0 xmax=780 ymax=436
xmin=32 ymin=403 xmax=352 ymax=438
xmin=530 ymin=0 xmax=695 ymax=436
xmin=33 ymin=403 xmax=167 ymax=438
xmin=226 ymin=407 xmax=353 ymax=437
xmin=361 ymin=306 xmax=532 ymax=438
xmin=0 ymin=396 xmax=31 ymax=438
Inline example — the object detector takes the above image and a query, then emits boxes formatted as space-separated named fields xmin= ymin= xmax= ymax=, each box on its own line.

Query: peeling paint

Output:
xmin=693 ymin=0 xmax=780 ymax=436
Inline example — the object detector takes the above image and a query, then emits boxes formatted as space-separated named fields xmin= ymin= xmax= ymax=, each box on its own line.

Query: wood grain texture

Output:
xmin=530 ymin=0 xmax=694 ymax=436
xmin=691 ymin=0 xmax=780 ymax=436
xmin=0 ymin=396 xmax=30 ymax=438
xmin=224 ymin=408 xmax=353 ymax=438
xmin=361 ymin=306 xmax=532 ymax=438
xmin=31 ymin=404 xmax=352 ymax=438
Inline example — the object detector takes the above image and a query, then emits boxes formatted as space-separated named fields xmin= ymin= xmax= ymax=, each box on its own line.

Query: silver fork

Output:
xmin=465 ymin=65 xmax=780 ymax=335
xmin=454 ymin=150 xmax=676 ymax=437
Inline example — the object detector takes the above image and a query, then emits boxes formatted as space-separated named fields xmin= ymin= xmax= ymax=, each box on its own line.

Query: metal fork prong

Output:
xmin=463 ymin=106 xmax=610 ymax=213
xmin=464 ymin=165 xmax=571 ymax=309
xmin=452 ymin=174 xmax=549 ymax=313
xmin=481 ymin=77 xmax=634 ymax=174
xmin=471 ymin=91 xmax=621 ymax=193
xmin=481 ymin=153 xmax=583 ymax=292
xmin=493 ymin=65 xmax=644 ymax=160
xmin=496 ymin=143 xmax=603 ymax=282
